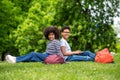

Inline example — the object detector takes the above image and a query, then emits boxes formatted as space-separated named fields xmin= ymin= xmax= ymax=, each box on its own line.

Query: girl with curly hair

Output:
xmin=6 ymin=26 xmax=63 ymax=63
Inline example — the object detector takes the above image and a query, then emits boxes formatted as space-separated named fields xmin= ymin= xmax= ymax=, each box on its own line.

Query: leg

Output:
xmin=80 ymin=51 xmax=95 ymax=59
xmin=16 ymin=52 xmax=49 ymax=62
xmin=66 ymin=54 xmax=94 ymax=61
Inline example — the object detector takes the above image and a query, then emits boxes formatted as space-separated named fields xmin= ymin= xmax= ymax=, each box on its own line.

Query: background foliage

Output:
xmin=54 ymin=0 xmax=119 ymax=52
xmin=12 ymin=0 xmax=57 ymax=55
xmin=0 ymin=0 xmax=120 ymax=59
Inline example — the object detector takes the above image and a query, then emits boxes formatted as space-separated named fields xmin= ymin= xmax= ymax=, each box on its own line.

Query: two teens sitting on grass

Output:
xmin=6 ymin=26 xmax=95 ymax=64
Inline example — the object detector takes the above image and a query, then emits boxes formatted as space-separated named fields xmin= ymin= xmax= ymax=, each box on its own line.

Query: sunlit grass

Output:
xmin=0 ymin=54 xmax=120 ymax=80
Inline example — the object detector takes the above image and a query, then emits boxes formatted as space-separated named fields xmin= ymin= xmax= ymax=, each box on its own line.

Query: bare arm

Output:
xmin=61 ymin=46 xmax=83 ymax=56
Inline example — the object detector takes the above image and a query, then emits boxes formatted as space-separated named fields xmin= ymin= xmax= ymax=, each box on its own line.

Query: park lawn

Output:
xmin=0 ymin=54 xmax=120 ymax=80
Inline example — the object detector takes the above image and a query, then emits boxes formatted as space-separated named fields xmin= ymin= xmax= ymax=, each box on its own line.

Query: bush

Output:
xmin=54 ymin=0 xmax=117 ymax=52
xmin=12 ymin=0 xmax=57 ymax=55
xmin=69 ymin=23 xmax=116 ymax=52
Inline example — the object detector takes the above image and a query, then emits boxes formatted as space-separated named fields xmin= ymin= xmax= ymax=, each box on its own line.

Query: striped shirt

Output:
xmin=46 ymin=39 xmax=63 ymax=56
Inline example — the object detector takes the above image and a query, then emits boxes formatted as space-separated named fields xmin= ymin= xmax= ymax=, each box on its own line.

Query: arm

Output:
xmin=61 ymin=46 xmax=83 ymax=56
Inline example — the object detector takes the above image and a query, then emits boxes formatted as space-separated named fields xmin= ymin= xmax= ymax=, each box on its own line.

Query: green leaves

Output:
xmin=54 ymin=0 xmax=119 ymax=52
xmin=0 ymin=0 xmax=20 ymax=54
xmin=0 ymin=0 xmax=119 ymax=57
xmin=12 ymin=0 xmax=57 ymax=55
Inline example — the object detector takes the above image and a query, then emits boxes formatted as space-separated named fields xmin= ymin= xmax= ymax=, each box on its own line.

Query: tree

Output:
xmin=0 ymin=0 xmax=119 ymax=60
xmin=54 ymin=0 xmax=120 ymax=52
xmin=0 ymin=0 xmax=32 ymax=60
xmin=12 ymin=0 xmax=57 ymax=55
xmin=0 ymin=0 xmax=21 ymax=60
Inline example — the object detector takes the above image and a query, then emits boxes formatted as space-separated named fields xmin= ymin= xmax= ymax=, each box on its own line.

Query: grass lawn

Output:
xmin=0 ymin=54 xmax=120 ymax=80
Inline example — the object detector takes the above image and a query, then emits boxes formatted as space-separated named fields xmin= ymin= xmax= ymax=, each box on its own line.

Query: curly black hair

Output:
xmin=44 ymin=26 xmax=60 ymax=40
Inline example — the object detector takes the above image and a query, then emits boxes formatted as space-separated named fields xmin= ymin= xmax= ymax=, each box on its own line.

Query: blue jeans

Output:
xmin=66 ymin=51 xmax=95 ymax=61
xmin=16 ymin=52 xmax=49 ymax=62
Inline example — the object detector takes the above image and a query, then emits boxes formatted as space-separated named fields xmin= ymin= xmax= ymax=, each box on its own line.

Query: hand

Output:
xmin=75 ymin=50 xmax=83 ymax=54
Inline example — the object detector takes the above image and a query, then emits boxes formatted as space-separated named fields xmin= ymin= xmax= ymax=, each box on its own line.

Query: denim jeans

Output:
xmin=16 ymin=52 xmax=49 ymax=62
xmin=66 ymin=51 xmax=95 ymax=61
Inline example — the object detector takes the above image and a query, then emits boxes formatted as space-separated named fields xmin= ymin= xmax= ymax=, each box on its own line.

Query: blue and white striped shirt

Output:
xmin=46 ymin=39 xmax=63 ymax=56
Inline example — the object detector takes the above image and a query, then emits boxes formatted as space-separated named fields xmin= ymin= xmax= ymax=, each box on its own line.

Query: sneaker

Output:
xmin=6 ymin=55 xmax=16 ymax=63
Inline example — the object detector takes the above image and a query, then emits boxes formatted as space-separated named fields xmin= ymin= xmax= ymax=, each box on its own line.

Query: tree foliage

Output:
xmin=12 ymin=0 xmax=57 ymax=55
xmin=0 ymin=0 xmax=120 ymax=58
xmin=0 ymin=0 xmax=20 ymax=54
xmin=54 ymin=0 xmax=120 ymax=52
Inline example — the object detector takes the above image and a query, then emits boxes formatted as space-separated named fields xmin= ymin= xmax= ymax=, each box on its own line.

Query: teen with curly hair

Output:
xmin=6 ymin=26 xmax=63 ymax=63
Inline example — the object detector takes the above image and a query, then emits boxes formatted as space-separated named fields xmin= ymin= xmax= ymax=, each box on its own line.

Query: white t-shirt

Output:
xmin=60 ymin=38 xmax=71 ymax=59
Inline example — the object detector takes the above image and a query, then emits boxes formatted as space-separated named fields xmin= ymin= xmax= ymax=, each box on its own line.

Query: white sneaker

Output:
xmin=6 ymin=55 xmax=16 ymax=63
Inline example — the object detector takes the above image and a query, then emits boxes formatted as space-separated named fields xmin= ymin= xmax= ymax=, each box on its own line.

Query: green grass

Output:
xmin=0 ymin=54 xmax=120 ymax=80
